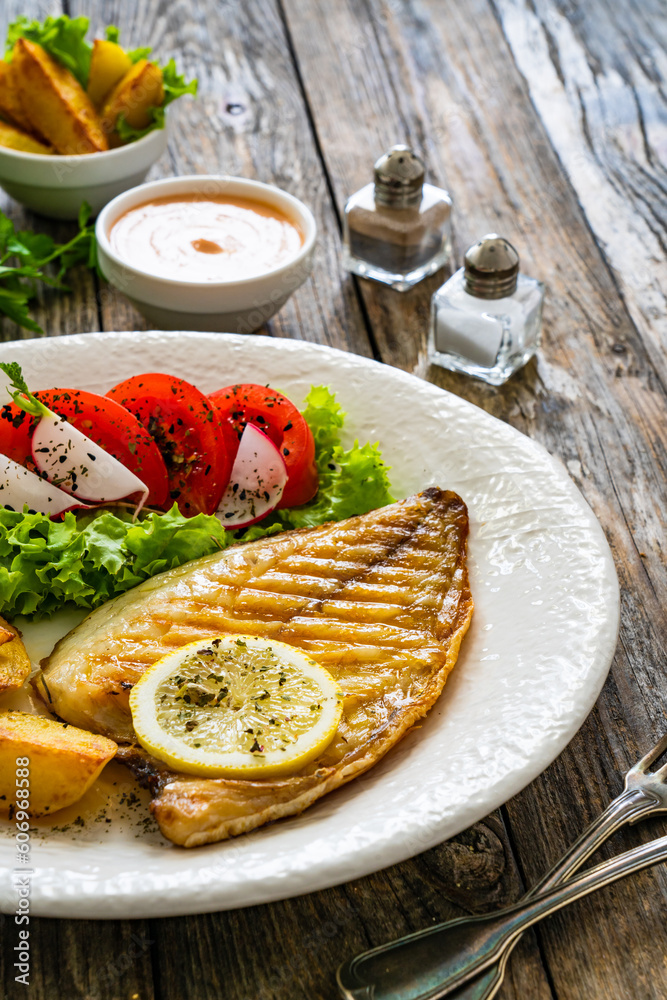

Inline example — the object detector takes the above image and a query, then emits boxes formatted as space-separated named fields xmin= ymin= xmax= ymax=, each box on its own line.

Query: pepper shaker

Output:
xmin=343 ymin=145 xmax=452 ymax=291
xmin=428 ymin=235 xmax=545 ymax=385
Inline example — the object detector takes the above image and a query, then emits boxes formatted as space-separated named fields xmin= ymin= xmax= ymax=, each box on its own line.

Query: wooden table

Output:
xmin=1 ymin=2 xmax=666 ymax=998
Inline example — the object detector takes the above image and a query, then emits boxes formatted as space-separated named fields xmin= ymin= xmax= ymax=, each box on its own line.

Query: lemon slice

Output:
xmin=129 ymin=635 xmax=343 ymax=778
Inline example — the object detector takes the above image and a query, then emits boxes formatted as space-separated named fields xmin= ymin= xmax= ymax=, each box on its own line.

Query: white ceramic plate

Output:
xmin=0 ymin=331 xmax=619 ymax=919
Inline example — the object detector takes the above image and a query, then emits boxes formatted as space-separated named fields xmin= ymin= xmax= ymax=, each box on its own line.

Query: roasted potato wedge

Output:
xmin=0 ymin=59 xmax=41 ymax=136
xmin=0 ymin=619 xmax=31 ymax=695
xmin=87 ymin=38 xmax=132 ymax=108
xmin=0 ymin=711 xmax=117 ymax=817
xmin=11 ymin=38 xmax=108 ymax=154
xmin=101 ymin=59 xmax=164 ymax=133
xmin=0 ymin=119 xmax=53 ymax=154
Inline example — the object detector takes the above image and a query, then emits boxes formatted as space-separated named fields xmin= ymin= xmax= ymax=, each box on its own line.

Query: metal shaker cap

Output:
xmin=464 ymin=234 xmax=519 ymax=298
xmin=374 ymin=145 xmax=425 ymax=206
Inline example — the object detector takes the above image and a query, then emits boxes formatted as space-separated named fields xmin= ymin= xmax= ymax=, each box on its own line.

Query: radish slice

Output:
xmin=0 ymin=454 xmax=90 ymax=517
xmin=31 ymin=412 xmax=149 ymax=510
xmin=216 ymin=423 xmax=288 ymax=528
xmin=0 ymin=362 xmax=150 ymax=515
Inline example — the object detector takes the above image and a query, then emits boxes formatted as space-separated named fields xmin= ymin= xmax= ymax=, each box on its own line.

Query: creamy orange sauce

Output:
xmin=110 ymin=194 xmax=304 ymax=282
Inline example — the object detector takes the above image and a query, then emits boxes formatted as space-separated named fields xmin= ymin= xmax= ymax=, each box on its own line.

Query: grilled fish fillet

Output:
xmin=39 ymin=488 xmax=472 ymax=847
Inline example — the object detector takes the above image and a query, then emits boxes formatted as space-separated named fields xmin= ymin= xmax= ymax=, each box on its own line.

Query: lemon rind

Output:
xmin=129 ymin=635 xmax=343 ymax=778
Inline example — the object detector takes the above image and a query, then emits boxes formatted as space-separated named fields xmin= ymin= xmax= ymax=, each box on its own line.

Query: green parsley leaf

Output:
xmin=9 ymin=231 xmax=56 ymax=262
xmin=0 ymin=361 xmax=29 ymax=396
xmin=0 ymin=215 xmax=16 ymax=256
xmin=0 ymin=205 xmax=98 ymax=334
xmin=0 ymin=290 xmax=42 ymax=334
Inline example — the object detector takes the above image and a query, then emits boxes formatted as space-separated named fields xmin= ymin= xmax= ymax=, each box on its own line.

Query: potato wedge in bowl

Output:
xmin=0 ymin=58 xmax=44 ymax=137
xmin=101 ymin=59 xmax=165 ymax=136
xmin=87 ymin=36 xmax=132 ymax=108
xmin=11 ymin=37 xmax=108 ymax=154
xmin=0 ymin=120 xmax=53 ymax=154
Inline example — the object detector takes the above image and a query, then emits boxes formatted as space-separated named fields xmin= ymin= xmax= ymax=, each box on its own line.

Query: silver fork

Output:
xmin=337 ymin=732 xmax=667 ymax=1000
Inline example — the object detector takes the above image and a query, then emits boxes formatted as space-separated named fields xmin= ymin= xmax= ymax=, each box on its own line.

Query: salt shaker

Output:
xmin=343 ymin=145 xmax=452 ymax=291
xmin=428 ymin=235 xmax=545 ymax=385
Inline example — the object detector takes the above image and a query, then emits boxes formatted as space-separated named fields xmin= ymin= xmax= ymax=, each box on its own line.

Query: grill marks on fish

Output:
xmin=40 ymin=488 xmax=473 ymax=846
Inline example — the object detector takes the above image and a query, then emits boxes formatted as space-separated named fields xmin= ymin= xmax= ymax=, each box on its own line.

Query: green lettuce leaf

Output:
xmin=115 ymin=106 xmax=165 ymax=144
xmin=6 ymin=15 xmax=92 ymax=89
xmin=239 ymin=386 xmax=394 ymax=536
xmin=126 ymin=46 xmax=153 ymax=64
xmin=161 ymin=58 xmax=198 ymax=106
xmin=0 ymin=505 xmax=232 ymax=619
xmin=115 ymin=59 xmax=198 ymax=144
xmin=0 ymin=387 xmax=394 ymax=619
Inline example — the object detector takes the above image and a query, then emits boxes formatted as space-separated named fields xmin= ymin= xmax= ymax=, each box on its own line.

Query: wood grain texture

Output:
xmin=0 ymin=0 xmax=665 ymax=998
xmin=494 ymin=0 xmax=667 ymax=385
xmin=144 ymin=819 xmax=552 ymax=1000
xmin=2 ymin=915 xmax=156 ymax=1000
xmin=280 ymin=1 xmax=667 ymax=997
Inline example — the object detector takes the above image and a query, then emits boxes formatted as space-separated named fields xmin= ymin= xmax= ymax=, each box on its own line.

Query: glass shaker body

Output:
xmin=429 ymin=268 xmax=545 ymax=386
xmin=343 ymin=183 xmax=452 ymax=291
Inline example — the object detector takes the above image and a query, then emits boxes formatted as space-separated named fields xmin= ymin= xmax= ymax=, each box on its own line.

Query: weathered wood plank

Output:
xmin=2 ymin=915 xmax=156 ymax=1000
xmin=280 ymin=0 xmax=667 ymax=997
xmin=149 ymin=816 xmax=552 ymax=1000
xmin=494 ymin=0 xmax=667 ymax=386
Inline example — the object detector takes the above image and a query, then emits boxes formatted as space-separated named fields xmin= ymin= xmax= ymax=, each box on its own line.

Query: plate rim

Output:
xmin=0 ymin=330 xmax=620 ymax=918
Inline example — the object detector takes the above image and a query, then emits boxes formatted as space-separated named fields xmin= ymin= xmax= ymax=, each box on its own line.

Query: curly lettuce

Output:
xmin=6 ymin=15 xmax=92 ymax=88
xmin=0 ymin=387 xmax=394 ymax=619
xmin=246 ymin=386 xmax=394 ymax=533
xmin=115 ymin=60 xmax=198 ymax=143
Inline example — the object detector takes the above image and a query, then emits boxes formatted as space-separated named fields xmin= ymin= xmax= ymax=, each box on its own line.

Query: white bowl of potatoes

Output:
xmin=0 ymin=30 xmax=186 ymax=218
xmin=0 ymin=129 xmax=168 ymax=220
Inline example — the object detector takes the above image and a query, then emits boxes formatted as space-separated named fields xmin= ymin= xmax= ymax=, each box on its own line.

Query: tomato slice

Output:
xmin=0 ymin=403 xmax=33 ymax=468
xmin=208 ymin=384 xmax=318 ymax=509
xmin=0 ymin=388 xmax=169 ymax=507
xmin=106 ymin=373 xmax=234 ymax=516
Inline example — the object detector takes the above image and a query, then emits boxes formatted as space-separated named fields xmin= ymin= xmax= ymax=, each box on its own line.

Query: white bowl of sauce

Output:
xmin=96 ymin=175 xmax=317 ymax=333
